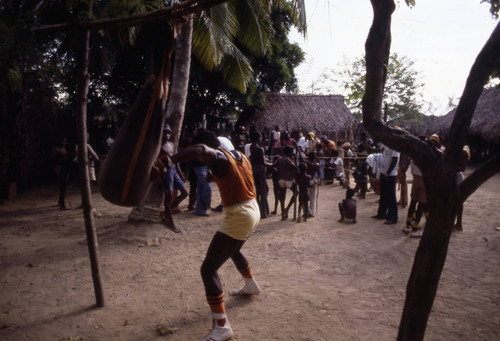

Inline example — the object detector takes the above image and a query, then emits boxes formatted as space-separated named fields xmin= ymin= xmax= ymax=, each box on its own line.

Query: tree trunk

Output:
xmin=362 ymin=2 xmax=500 ymax=339
xmin=362 ymin=1 xmax=459 ymax=340
xmin=397 ymin=173 xmax=456 ymax=340
xmin=75 ymin=1 xmax=105 ymax=307
xmin=168 ymin=14 xmax=194 ymax=150
xmin=398 ymin=21 xmax=500 ymax=340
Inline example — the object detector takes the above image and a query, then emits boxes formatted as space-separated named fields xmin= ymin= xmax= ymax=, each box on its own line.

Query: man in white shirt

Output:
xmin=296 ymin=131 xmax=307 ymax=158
xmin=372 ymin=143 xmax=399 ymax=224
xmin=330 ymin=150 xmax=346 ymax=188
xmin=268 ymin=126 xmax=281 ymax=156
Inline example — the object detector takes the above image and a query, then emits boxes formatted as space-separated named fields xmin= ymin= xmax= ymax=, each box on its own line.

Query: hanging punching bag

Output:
xmin=99 ymin=30 xmax=176 ymax=207
xmin=99 ymin=76 xmax=166 ymax=207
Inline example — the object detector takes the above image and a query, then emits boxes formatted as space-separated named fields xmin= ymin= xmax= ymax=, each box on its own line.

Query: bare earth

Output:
xmin=1 ymin=170 xmax=499 ymax=341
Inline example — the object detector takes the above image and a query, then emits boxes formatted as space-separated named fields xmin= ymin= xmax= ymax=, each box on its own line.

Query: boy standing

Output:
xmin=158 ymin=124 xmax=188 ymax=233
xmin=305 ymin=152 xmax=320 ymax=217
xmin=296 ymin=163 xmax=315 ymax=223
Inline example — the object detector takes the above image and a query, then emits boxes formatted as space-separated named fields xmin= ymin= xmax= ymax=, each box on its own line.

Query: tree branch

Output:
xmin=362 ymin=0 xmax=438 ymax=175
xmin=362 ymin=0 xmax=395 ymax=130
xmin=458 ymin=151 xmax=500 ymax=203
xmin=444 ymin=22 xmax=500 ymax=168
xmin=32 ymin=0 xmax=228 ymax=32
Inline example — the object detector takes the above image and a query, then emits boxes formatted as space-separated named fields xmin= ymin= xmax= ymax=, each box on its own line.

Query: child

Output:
xmin=305 ymin=152 xmax=320 ymax=217
xmin=338 ymin=188 xmax=357 ymax=223
xmin=297 ymin=163 xmax=314 ymax=223
xmin=270 ymin=155 xmax=281 ymax=215
xmin=330 ymin=150 xmax=346 ymax=188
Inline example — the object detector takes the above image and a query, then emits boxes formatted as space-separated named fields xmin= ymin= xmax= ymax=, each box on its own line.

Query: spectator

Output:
xmin=274 ymin=145 xmax=297 ymax=221
xmin=52 ymin=136 xmax=72 ymax=210
xmin=268 ymin=125 xmax=281 ymax=156
xmin=249 ymin=131 xmax=272 ymax=219
xmin=372 ymin=143 xmax=400 ymax=224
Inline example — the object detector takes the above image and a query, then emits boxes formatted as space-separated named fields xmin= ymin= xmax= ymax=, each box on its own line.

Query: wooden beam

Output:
xmin=32 ymin=0 xmax=228 ymax=32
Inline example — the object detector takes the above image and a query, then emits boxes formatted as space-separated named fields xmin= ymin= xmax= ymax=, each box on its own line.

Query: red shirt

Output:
xmin=214 ymin=149 xmax=256 ymax=206
xmin=323 ymin=140 xmax=337 ymax=155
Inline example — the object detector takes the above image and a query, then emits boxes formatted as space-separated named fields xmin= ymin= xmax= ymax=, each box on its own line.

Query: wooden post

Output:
xmin=75 ymin=0 xmax=105 ymax=307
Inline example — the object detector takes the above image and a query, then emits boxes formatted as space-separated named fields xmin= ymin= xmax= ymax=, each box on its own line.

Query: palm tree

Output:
xmin=168 ymin=15 xmax=194 ymax=149
xmin=192 ymin=0 xmax=306 ymax=94
xmin=168 ymin=0 xmax=307 ymax=146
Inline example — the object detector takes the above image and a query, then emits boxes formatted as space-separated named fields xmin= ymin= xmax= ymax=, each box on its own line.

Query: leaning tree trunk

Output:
xmin=363 ymin=1 xmax=500 ymax=340
xmin=168 ymin=14 xmax=193 ymax=150
xmin=363 ymin=1 xmax=461 ymax=340
xmin=75 ymin=0 xmax=105 ymax=307
xmin=397 ymin=172 xmax=456 ymax=340
xmin=398 ymin=20 xmax=500 ymax=340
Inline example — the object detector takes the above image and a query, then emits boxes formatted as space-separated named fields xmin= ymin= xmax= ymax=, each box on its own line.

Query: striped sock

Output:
xmin=239 ymin=265 xmax=253 ymax=279
xmin=206 ymin=294 xmax=226 ymax=327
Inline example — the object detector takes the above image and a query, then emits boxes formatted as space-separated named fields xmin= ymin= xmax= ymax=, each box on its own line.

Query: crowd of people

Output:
xmin=53 ymin=123 xmax=470 ymax=237
xmin=153 ymin=125 xmax=472 ymax=237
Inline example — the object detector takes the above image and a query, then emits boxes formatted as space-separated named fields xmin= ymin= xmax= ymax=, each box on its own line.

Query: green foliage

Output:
xmin=186 ymin=4 xmax=305 ymax=127
xmin=481 ymin=0 xmax=500 ymax=18
xmin=338 ymin=53 xmax=425 ymax=124
xmin=193 ymin=0 xmax=276 ymax=93
xmin=251 ymin=6 xmax=305 ymax=94
xmin=270 ymin=0 xmax=307 ymax=34
xmin=191 ymin=0 xmax=305 ymax=94
xmin=193 ymin=2 xmax=254 ymax=93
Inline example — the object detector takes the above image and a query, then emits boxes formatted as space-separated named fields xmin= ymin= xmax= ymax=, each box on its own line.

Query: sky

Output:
xmin=289 ymin=0 xmax=499 ymax=116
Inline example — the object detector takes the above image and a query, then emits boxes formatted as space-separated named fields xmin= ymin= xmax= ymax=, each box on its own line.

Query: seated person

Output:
xmin=338 ymin=188 xmax=357 ymax=223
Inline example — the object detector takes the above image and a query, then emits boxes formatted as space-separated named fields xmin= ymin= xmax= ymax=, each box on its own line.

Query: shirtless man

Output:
xmin=274 ymin=145 xmax=297 ymax=221
xmin=296 ymin=163 xmax=315 ymax=223
xmin=304 ymin=152 xmax=320 ymax=217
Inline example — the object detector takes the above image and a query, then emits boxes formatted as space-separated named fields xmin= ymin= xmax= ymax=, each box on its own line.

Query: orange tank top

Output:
xmin=214 ymin=148 xmax=256 ymax=207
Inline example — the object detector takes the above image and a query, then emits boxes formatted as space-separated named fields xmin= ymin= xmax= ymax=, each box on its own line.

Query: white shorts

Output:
xmin=279 ymin=180 xmax=294 ymax=189
xmin=219 ymin=198 xmax=260 ymax=241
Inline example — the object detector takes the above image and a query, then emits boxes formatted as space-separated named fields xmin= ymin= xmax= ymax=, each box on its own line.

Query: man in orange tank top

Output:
xmin=170 ymin=130 xmax=261 ymax=341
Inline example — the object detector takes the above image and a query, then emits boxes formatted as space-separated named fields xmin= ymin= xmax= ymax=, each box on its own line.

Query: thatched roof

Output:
xmin=433 ymin=87 xmax=500 ymax=142
xmin=239 ymin=93 xmax=356 ymax=135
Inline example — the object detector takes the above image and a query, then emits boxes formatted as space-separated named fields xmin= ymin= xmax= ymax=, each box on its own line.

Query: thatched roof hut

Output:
xmin=238 ymin=93 xmax=357 ymax=140
xmin=418 ymin=87 xmax=500 ymax=161
xmin=433 ymin=87 xmax=500 ymax=143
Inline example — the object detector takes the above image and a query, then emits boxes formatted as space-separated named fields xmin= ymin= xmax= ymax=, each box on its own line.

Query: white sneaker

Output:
xmin=231 ymin=278 xmax=261 ymax=296
xmin=402 ymin=226 xmax=411 ymax=234
xmin=410 ymin=229 xmax=423 ymax=238
xmin=201 ymin=321 xmax=233 ymax=341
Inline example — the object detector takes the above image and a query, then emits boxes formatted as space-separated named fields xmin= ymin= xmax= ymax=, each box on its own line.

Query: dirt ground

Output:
xmin=1 ymin=170 xmax=499 ymax=341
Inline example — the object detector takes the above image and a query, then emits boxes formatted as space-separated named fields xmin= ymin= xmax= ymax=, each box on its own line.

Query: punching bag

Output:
xmin=99 ymin=27 xmax=179 ymax=207
xmin=99 ymin=77 xmax=165 ymax=206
